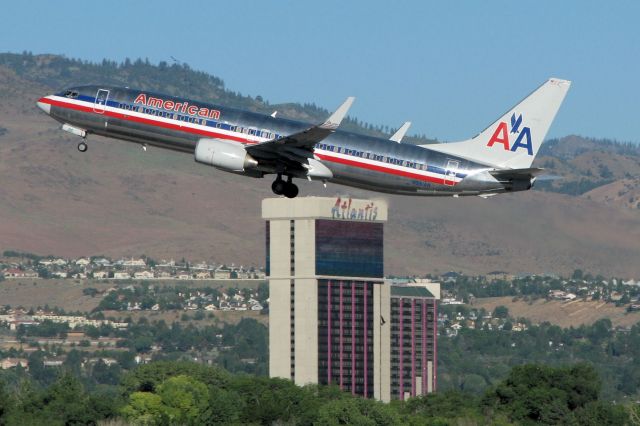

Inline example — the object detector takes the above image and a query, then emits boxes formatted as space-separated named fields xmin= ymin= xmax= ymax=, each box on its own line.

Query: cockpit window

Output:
xmin=63 ymin=90 xmax=79 ymax=98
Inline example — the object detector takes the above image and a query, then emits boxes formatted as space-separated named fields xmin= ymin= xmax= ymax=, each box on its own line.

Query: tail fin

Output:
xmin=421 ymin=78 xmax=571 ymax=169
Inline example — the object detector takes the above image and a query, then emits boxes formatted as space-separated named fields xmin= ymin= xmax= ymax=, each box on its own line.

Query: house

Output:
xmin=512 ymin=323 xmax=528 ymax=332
xmin=92 ymin=258 xmax=112 ymax=267
xmin=195 ymin=271 xmax=211 ymax=280
xmin=204 ymin=304 xmax=217 ymax=311
xmin=549 ymin=290 xmax=576 ymax=300
xmin=134 ymin=270 xmax=154 ymax=279
xmin=214 ymin=267 xmax=232 ymax=279
xmin=156 ymin=271 xmax=172 ymax=279
xmin=3 ymin=268 xmax=39 ymax=279
xmin=75 ymin=258 xmax=90 ymax=266
xmin=113 ymin=272 xmax=131 ymax=280
xmin=177 ymin=271 xmax=191 ymax=280
xmin=134 ymin=355 xmax=153 ymax=364
xmin=0 ymin=358 xmax=28 ymax=369
xmin=122 ymin=258 xmax=146 ymax=267
xmin=43 ymin=359 xmax=64 ymax=367
xmin=93 ymin=271 xmax=108 ymax=279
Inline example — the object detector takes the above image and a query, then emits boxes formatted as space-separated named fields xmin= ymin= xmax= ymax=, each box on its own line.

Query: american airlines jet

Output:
xmin=36 ymin=78 xmax=570 ymax=198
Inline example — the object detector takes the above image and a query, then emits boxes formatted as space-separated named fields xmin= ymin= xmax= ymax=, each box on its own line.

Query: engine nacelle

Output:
xmin=195 ymin=138 xmax=258 ymax=172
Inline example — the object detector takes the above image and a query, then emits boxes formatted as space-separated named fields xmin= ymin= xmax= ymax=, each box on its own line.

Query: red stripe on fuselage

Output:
xmin=39 ymin=97 xmax=255 ymax=144
xmin=315 ymin=153 xmax=449 ymax=185
xmin=41 ymin=97 xmax=456 ymax=186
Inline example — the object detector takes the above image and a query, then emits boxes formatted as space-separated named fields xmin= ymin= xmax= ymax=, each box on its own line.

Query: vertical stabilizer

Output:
xmin=421 ymin=78 xmax=571 ymax=169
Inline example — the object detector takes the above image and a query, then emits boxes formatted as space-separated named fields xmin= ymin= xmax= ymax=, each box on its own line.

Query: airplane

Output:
xmin=36 ymin=78 xmax=570 ymax=198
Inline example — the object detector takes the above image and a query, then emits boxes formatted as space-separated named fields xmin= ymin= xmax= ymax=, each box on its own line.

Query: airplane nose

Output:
xmin=36 ymin=98 xmax=51 ymax=114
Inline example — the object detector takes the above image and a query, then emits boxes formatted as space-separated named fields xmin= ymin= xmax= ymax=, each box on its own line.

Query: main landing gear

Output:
xmin=271 ymin=174 xmax=299 ymax=198
xmin=77 ymin=141 xmax=88 ymax=152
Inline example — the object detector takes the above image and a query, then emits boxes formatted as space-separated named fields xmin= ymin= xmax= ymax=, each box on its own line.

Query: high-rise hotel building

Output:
xmin=390 ymin=281 xmax=439 ymax=399
xmin=263 ymin=197 xmax=438 ymax=402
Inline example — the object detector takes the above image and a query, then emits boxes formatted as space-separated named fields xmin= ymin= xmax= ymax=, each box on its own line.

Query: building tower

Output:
xmin=389 ymin=280 xmax=440 ymax=399
xmin=263 ymin=196 xmax=391 ymax=401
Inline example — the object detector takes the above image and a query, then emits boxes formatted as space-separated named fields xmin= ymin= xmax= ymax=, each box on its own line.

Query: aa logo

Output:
xmin=487 ymin=113 xmax=533 ymax=155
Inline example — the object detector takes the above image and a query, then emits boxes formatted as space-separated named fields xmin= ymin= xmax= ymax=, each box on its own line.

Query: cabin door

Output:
xmin=443 ymin=159 xmax=460 ymax=186
xmin=93 ymin=89 xmax=110 ymax=114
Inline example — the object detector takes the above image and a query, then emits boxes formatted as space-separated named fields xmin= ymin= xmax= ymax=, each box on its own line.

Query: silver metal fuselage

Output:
xmin=38 ymin=85 xmax=509 ymax=196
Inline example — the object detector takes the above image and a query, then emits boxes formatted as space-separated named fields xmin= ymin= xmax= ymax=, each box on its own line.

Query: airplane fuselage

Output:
xmin=37 ymin=85 xmax=528 ymax=196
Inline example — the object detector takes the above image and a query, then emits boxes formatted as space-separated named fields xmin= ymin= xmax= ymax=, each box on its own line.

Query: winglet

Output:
xmin=390 ymin=121 xmax=412 ymax=143
xmin=320 ymin=97 xmax=355 ymax=130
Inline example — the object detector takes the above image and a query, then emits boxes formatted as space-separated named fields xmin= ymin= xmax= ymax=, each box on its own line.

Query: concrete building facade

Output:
xmin=263 ymin=197 xmax=438 ymax=402
xmin=263 ymin=196 xmax=391 ymax=401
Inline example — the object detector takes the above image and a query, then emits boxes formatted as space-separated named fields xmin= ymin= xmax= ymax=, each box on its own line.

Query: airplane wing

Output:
xmin=246 ymin=97 xmax=354 ymax=166
xmin=390 ymin=121 xmax=411 ymax=143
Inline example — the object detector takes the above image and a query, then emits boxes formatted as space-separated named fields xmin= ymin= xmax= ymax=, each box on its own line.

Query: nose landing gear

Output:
xmin=271 ymin=174 xmax=299 ymax=198
xmin=77 ymin=141 xmax=88 ymax=152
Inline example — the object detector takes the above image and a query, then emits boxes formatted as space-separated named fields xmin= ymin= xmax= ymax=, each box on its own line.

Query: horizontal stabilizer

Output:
xmin=489 ymin=167 xmax=545 ymax=181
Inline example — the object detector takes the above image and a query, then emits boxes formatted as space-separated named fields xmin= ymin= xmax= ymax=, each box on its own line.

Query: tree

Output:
xmin=493 ymin=305 xmax=509 ymax=319
xmin=482 ymin=363 xmax=602 ymax=424
xmin=206 ymin=387 xmax=244 ymax=424
xmin=0 ymin=379 xmax=14 ymax=422
xmin=38 ymin=373 xmax=102 ymax=424
xmin=157 ymin=375 xmax=210 ymax=425
xmin=121 ymin=392 xmax=166 ymax=425
xmin=316 ymin=399 xmax=373 ymax=425
xmin=120 ymin=361 xmax=230 ymax=394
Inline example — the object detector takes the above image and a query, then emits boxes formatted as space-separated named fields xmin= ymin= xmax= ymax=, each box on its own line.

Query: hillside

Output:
xmin=0 ymin=53 xmax=639 ymax=276
xmin=535 ymin=136 xmax=640 ymax=196
xmin=472 ymin=296 xmax=640 ymax=328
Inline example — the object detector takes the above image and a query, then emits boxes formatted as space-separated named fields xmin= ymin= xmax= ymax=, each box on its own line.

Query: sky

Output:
xmin=1 ymin=1 xmax=639 ymax=143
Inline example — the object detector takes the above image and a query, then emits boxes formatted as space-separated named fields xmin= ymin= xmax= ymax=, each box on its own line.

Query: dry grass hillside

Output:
xmin=472 ymin=296 xmax=640 ymax=328
xmin=582 ymin=178 xmax=640 ymax=210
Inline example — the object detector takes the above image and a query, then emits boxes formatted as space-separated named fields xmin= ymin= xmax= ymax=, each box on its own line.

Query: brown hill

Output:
xmin=472 ymin=296 xmax=640 ymax=328
xmin=582 ymin=178 xmax=640 ymax=210
xmin=0 ymin=63 xmax=639 ymax=277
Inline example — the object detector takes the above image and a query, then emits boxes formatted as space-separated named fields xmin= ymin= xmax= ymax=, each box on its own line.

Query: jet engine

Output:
xmin=194 ymin=138 xmax=258 ymax=172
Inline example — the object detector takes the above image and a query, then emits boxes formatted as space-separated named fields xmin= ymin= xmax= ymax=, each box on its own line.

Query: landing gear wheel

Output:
xmin=272 ymin=178 xmax=286 ymax=195
xmin=77 ymin=142 xmax=88 ymax=152
xmin=283 ymin=182 xmax=299 ymax=198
